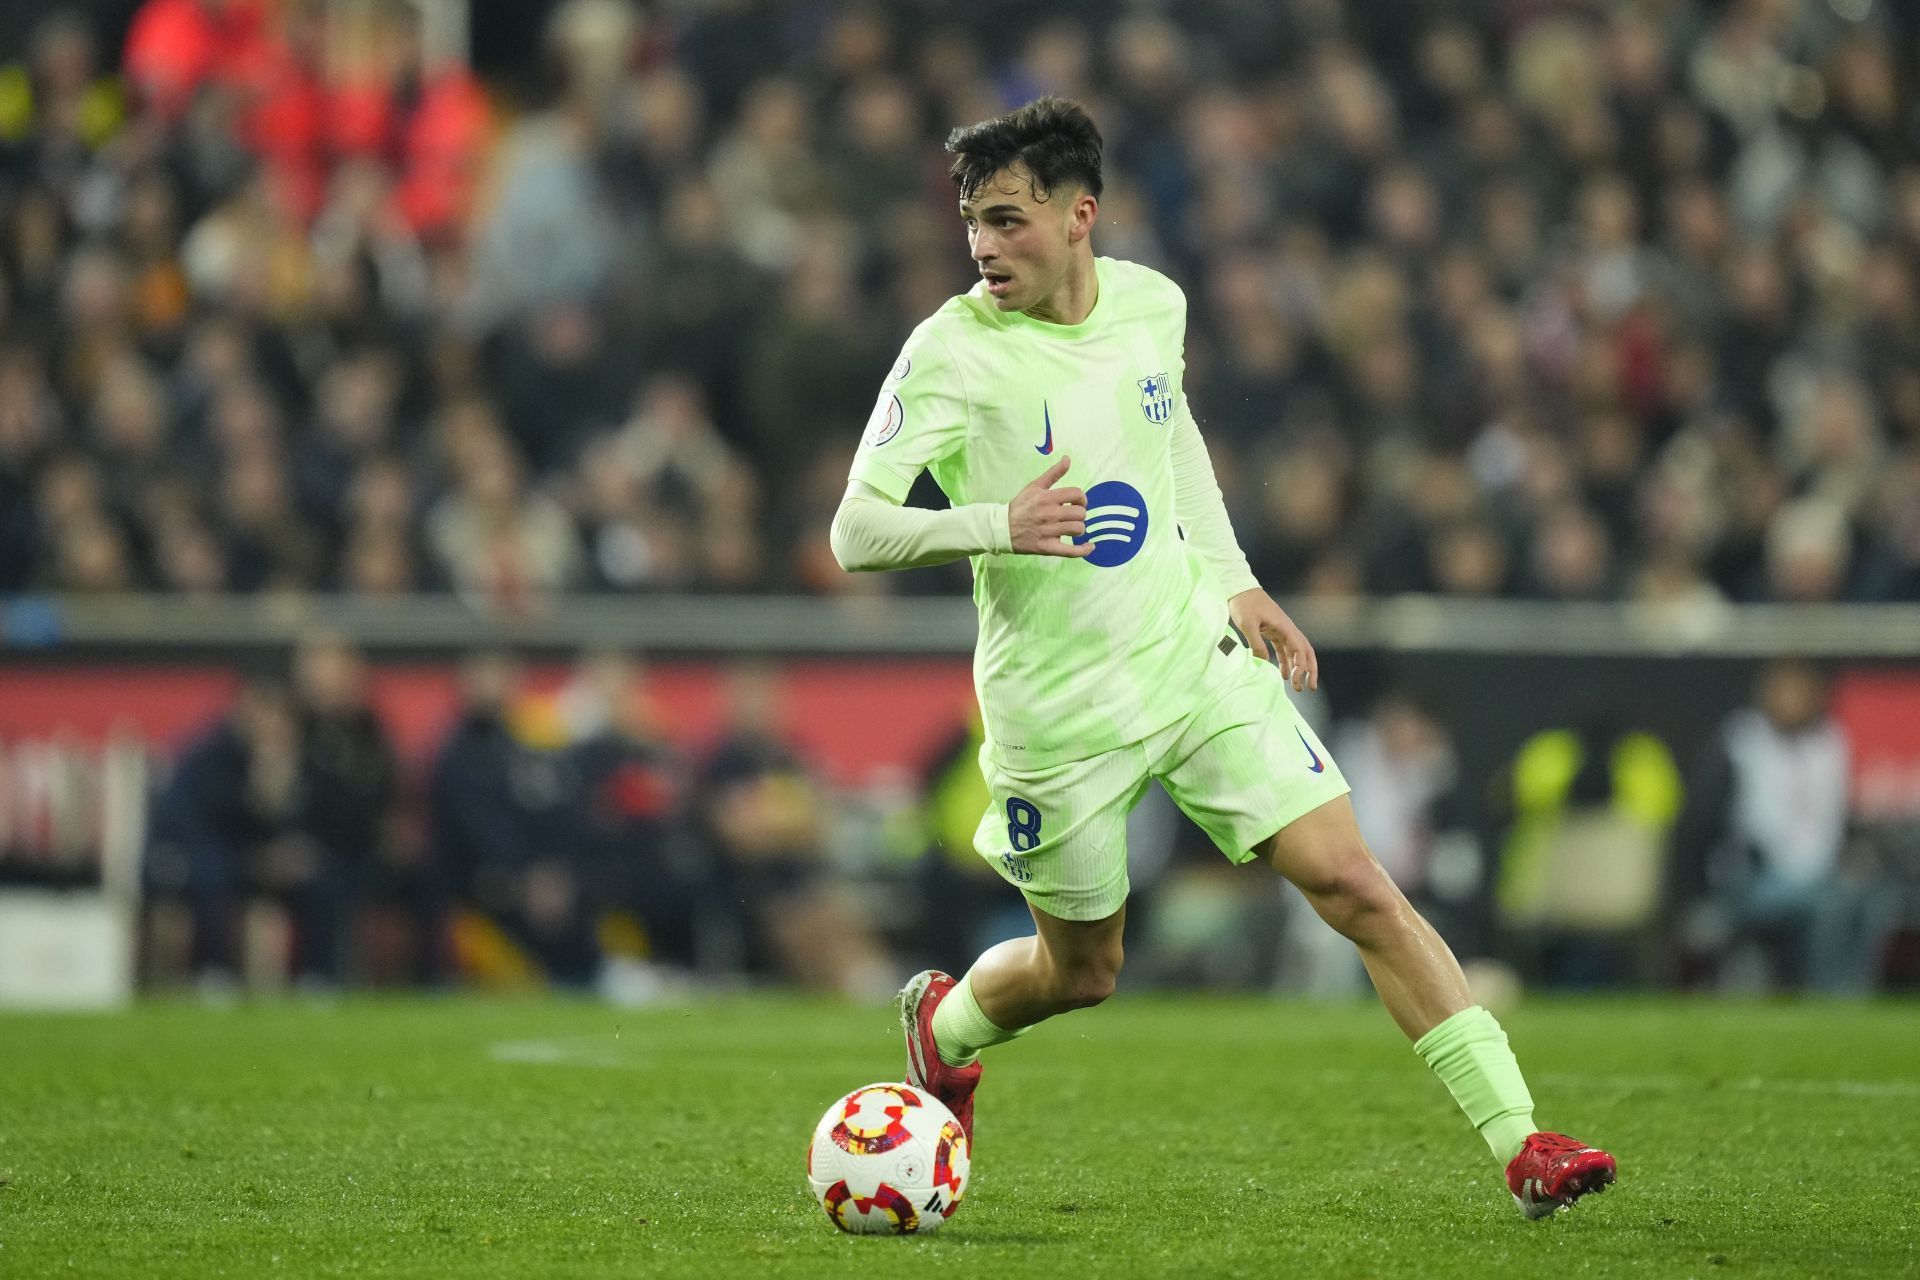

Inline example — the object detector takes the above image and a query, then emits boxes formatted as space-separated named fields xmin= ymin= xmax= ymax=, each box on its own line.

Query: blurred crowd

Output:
xmin=0 ymin=0 xmax=1918 ymax=606
xmin=118 ymin=639 xmax=1911 ymax=995
xmin=141 ymin=638 xmax=902 ymax=995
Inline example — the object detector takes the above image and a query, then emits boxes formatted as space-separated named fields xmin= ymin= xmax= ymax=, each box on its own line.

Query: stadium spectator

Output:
xmin=1334 ymin=692 xmax=1478 ymax=947
xmin=464 ymin=102 xmax=614 ymax=332
xmin=1689 ymin=660 xmax=1899 ymax=992
xmin=1259 ymin=691 xmax=1479 ymax=998
xmin=697 ymin=664 xmax=893 ymax=995
xmin=425 ymin=411 xmax=582 ymax=611
xmin=144 ymin=674 xmax=348 ymax=988
xmin=122 ymin=0 xmax=269 ymax=127
xmin=569 ymin=373 xmax=759 ymax=590
xmin=0 ymin=13 xmax=124 ymax=199
xmin=708 ymin=77 xmax=818 ymax=275
xmin=432 ymin=651 xmax=598 ymax=986
xmin=739 ymin=220 xmax=888 ymax=518
xmin=563 ymin=652 xmax=709 ymax=975
xmin=1494 ymin=714 xmax=1685 ymax=988
xmin=492 ymin=300 xmax=629 ymax=474
xmin=289 ymin=632 xmax=439 ymax=983
xmin=323 ymin=1 xmax=488 ymax=242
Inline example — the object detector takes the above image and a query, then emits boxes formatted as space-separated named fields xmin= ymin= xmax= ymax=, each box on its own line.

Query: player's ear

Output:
xmin=1068 ymin=193 xmax=1098 ymax=244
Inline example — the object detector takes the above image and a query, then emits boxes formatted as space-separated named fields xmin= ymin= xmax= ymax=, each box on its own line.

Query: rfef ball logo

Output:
xmin=1074 ymin=481 xmax=1149 ymax=567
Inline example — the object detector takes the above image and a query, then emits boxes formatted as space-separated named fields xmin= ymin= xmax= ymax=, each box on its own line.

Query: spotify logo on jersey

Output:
xmin=1073 ymin=481 xmax=1149 ymax=568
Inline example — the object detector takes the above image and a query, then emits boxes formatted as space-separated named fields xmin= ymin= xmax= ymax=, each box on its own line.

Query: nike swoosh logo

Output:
xmin=1297 ymin=728 xmax=1325 ymax=774
xmin=1036 ymin=402 xmax=1053 ymax=455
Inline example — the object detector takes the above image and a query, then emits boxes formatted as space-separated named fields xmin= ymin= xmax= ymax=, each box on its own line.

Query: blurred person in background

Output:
xmin=0 ymin=344 xmax=65 ymax=589
xmin=122 ymin=0 xmax=270 ymax=128
xmin=1495 ymin=712 xmax=1684 ymax=988
xmin=145 ymin=483 xmax=232 ymax=594
xmin=1335 ymin=691 xmax=1479 ymax=947
xmin=86 ymin=350 xmax=174 ymax=523
xmin=1856 ymin=452 xmax=1920 ymax=601
xmin=492 ymin=300 xmax=629 ymax=475
xmin=627 ymin=176 xmax=767 ymax=407
xmin=570 ymin=372 xmax=762 ymax=591
xmin=323 ymin=0 xmax=488 ymax=243
xmin=290 ymin=631 xmax=439 ymax=983
xmin=1524 ymin=506 xmax=1617 ymax=602
xmin=1686 ymin=661 xmax=1898 ymax=992
xmin=31 ymin=449 xmax=133 ymax=592
xmin=333 ymin=451 xmax=423 ymax=592
xmin=463 ymin=45 xmax=614 ymax=331
xmin=293 ymin=348 xmax=405 ymax=539
xmin=697 ymin=663 xmax=893 ymax=996
xmin=432 ymin=651 xmax=598 ymax=987
xmin=571 ymin=433 xmax=696 ymax=590
xmin=1268 ymin=691 xmax=1478 ymax=999
xmin=1763 ymin=499 xmax=1853 ymax=604
xmin=609 ymin=375 xmax=754 ymax=533
xmin=0 ymin=14 xmax=123 ymax=174
xmin=145 ymin=673 xmax=347 ymax=989
xmin=564 ymin=651 xmax=710 ymax=985
xmin=708 ymin=76 xmax=818 ymax=275
xmin=741 ymin=218 xmax=888 ymax=540
xmin=426 ymin=409 xmax=582 ymax=611
xmin=1426 ymin=518 xmax=1512 ymax=598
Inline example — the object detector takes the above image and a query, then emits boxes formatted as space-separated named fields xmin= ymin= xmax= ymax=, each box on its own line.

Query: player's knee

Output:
xmin=1060 ymin=969 xmax=1118 ymax=1010
xmin=1305 ymin=847 xmax=1402 ymax=937
xmin=1052 ymin=948 xmax=1122 ymax=1010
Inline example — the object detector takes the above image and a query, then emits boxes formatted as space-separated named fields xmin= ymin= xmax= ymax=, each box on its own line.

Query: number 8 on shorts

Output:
xmin=1005 ymin=797 xmax=1042 ymax=851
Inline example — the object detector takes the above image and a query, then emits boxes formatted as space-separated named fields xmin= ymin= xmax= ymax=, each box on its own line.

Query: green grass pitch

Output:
xmin=3 ymin=995 xmax=1917 ymax=1277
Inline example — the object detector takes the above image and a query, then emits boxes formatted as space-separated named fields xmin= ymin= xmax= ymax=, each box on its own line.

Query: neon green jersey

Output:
xmin=848 ymin=256 xmax=1228 ymax=768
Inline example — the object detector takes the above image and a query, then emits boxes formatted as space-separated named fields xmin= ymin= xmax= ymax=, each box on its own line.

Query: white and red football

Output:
xmin=806 ymin=1081 xmax=970 ymax=1235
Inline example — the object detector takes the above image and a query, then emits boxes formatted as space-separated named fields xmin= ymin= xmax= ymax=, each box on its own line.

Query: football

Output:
xmin=806 ymin=1082 xmax=971 ymax=1235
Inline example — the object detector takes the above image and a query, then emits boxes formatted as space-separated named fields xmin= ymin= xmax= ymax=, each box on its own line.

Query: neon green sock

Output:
xmin=930 ymin=973 xmax=1029 ymax=1067
xmin=1413 ymin=1005 xmax=1538 ymax=1165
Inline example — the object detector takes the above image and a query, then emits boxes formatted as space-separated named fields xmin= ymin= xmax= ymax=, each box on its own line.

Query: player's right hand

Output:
xmin=1007 ymin=456 xmax=1092 ymax=557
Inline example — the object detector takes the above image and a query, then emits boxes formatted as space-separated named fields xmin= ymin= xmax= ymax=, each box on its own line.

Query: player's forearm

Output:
xmin=1169 ymin=406 xmax=1260 ymax=598
xmin=830 ymin=482 xmax=1012 ymax=572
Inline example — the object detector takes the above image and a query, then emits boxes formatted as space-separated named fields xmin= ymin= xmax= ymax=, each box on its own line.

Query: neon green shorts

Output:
xmin=972 ymin=639 xmax=1351 ymax=921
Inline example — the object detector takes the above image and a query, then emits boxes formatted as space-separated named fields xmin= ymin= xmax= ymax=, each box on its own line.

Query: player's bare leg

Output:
xmin=1261 ymin=794 xmax=1616 ymax=1216
xmin=966 ymin=902 xmax=1126 ymax=1027
xmin=900 ymin=904 xmax=1124 ymax=1143
xmin=1258 ymin=795 xmax=1468 ymax=1040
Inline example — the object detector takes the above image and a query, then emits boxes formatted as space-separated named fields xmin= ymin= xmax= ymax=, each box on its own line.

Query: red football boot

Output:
xmin=898 ymin=969 xmax=982 ymax=1143
xmin=1506 ymin=1131 xmax=1618 ymax=1219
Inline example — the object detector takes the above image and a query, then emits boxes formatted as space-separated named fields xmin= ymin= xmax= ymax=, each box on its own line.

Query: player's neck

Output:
xmin=1023 ymin=253 xmax=1099 ymax=327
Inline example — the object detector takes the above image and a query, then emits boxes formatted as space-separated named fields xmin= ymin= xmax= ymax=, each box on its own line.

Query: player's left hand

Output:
xmin=1227 ymin=588 xmax=1319 ymax=692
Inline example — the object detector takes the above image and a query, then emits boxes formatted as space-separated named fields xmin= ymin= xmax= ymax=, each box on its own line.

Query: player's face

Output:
xmin=960 ymin=166 xmax=1092 ymax=313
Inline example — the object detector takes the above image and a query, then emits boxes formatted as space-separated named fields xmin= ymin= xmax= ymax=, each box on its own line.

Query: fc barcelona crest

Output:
xmin=1137 ymin=373 xmax=1174 ymax=425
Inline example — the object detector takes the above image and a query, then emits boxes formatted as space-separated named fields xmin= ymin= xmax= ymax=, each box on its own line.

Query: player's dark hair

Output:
xmin=946 ymin=96 xmax=1104 ymax=204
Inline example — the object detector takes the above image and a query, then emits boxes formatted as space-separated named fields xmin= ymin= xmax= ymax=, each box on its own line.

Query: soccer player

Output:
xmin=828 ymin=98 xmax=1616 ymax=1219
